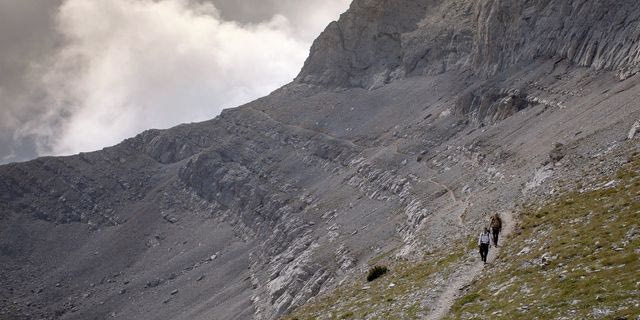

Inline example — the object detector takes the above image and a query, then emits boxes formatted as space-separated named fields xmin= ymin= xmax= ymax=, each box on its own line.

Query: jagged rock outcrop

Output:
xmin=297 ymin=0 xmax=640 ymax=89
xmin=472 ymin=0 xmax=640 ymax=79
xmin=2 ymin=1 xmax=640 ymax=320
xmin=296 ymin=0 xmax=474 ymax=88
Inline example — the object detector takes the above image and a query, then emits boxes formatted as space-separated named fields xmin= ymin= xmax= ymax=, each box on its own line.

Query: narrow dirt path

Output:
xmin=427 ymin=178 xmax=457 ymax=203
xmin=426 ymin=177 xmax=467 ymax=226
xmin=247 ymin=107 xmax=365 ymax=149
xmin=426 ymin=211 xmax=516 ymax=320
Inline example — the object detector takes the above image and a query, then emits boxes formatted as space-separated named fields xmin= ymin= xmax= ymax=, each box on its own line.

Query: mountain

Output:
xmin=1 ymin=0 xmax=639 ymax=319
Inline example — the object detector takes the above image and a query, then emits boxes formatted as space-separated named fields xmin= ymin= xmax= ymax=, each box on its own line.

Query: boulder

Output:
xmin=628 ymin=120 xmax=640 ymax=139
xmin=549 ymin=143 xmax=565 ymax=162
xmin=145 ymin=279 xmax=163 ymax=288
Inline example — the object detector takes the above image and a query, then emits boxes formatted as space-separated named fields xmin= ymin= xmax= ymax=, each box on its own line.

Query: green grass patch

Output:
xmin=449 ymin=156 xmax=640 ymax=319
xmin=286 ymin=243 xmax=467 ymax=320
xmin=457 ymin=293 xmax=480 ymax=307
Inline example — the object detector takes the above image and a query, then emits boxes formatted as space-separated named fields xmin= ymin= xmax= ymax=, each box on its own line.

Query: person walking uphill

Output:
xmin=478 ymin=228 xmax=491 ymax=264
xmin=490 ymin=213 xmax=502 ymax=247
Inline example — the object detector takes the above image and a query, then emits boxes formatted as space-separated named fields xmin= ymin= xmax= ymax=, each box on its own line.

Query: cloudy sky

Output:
xmin=0 ymin=0 xmax=350 ymax=164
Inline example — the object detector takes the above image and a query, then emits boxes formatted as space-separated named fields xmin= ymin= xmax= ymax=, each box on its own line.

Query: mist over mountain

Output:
xmin=1 ymin=1 xmax=639 ymax=319
xmin=0 ymin=0 xmax=348 ymax=163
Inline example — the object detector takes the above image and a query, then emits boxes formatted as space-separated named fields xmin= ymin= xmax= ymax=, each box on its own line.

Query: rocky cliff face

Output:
xmin=297 ymin=0 xmax=640 ymax=89
xmin=2 ymin=1 xmax=640 ymax=319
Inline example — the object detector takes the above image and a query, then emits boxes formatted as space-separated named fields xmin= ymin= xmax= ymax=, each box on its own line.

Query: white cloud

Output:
xmin=24 ymin=0 xmax=348 ymax=156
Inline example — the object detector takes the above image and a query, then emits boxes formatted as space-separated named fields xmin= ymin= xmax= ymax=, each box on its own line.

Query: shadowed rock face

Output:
xmin=472 ymin=0 xmax=640 ymax=78
xmin=297 ymin=0 xmax=640 ymax=89
xmin=2 ymin=1 xmax=640 ymax=319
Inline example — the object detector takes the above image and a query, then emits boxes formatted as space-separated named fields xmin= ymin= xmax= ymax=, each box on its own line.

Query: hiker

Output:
xmin=478 ymin=227 xmax=491 ymax=264
xmin=490 ymin=213 xmax=502 ymax=247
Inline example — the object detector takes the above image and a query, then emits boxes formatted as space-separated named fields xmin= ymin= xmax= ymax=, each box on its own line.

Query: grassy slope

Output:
xmin=449 ymin=157 xmax=640 ymax=319
xmin=285 ymin=244 xmax=467 ymax=320
xmin=285 ymin=156 xmax=639 ymax=320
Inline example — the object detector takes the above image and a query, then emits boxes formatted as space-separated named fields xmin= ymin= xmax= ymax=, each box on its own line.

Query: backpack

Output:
xmin=490 ymin=215 xmax=502 ymax=229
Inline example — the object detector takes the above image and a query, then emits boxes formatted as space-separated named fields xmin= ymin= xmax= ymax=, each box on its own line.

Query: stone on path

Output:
xmin=628 ymin=120 xmax=640 ymax=139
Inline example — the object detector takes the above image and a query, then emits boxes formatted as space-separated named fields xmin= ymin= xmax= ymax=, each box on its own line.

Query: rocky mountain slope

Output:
xmin=286 ymin=142 xmax=640 ymax=319
xmin=1 ymin=0 xmax=640 ymax=319
xmin=449 ymin=153 xmax=640 ymax=319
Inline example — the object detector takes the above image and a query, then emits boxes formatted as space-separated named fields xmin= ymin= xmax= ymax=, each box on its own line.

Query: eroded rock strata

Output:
xmin=1 ymin=1 xmax=640 ymax=319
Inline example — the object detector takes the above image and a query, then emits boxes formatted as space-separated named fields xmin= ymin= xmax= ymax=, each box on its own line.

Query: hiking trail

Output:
xmin=426 ymin=210 xmax=516 ymax=320
xmin=426 ymin=177 xmax=468 ymax=226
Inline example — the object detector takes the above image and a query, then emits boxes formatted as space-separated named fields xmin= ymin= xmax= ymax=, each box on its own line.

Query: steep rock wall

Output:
xmin=2 ymin=1 xmax=640 ymax=320
xmin=473 ymin=0 xmax=640 ymax=78
xmin=297 ymin=0 xmax=640 ymax=89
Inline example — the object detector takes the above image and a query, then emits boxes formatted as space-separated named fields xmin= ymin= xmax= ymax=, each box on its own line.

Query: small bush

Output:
xmin=366 ymin=266 xmax=388 ymax=282
xmin=459 ymin=293 xmax=480 ymax=306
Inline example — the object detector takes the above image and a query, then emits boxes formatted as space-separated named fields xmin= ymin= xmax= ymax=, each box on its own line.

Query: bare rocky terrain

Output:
xmin=1 ymin=0 xmax=640 ymax=319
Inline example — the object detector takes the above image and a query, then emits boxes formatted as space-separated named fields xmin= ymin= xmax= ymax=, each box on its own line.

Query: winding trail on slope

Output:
xmin=427 ymin=178 xmax=457 ymax=203
xmin=426 ymin=210 xmax=516 ymax=320
xmin=247 ymin=107 xmax=365 ymax=150
xmin=425 ymin=175 xmax=467 ymax=227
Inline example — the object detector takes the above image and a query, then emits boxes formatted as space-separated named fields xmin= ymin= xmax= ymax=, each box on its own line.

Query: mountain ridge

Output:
xmin=296 ymin=0 xmax=640 ymax=89
xmin=1 ymin=1 xmax=640 ymax=319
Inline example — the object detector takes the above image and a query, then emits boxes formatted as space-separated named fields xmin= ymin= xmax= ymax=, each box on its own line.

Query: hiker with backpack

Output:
xmin=490 ymin=213 xmax=502 ymax=246
xmin=478 ymin=227 xmax=491 ymax=264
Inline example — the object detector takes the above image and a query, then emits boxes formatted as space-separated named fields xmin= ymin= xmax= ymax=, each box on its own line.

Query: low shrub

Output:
xmin=366 ymin=266 xmax=388 ymax=282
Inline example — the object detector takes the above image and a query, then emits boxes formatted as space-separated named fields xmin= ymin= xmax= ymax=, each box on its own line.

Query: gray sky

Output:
xmin=0 ymin=0 xmax=349 ymax=163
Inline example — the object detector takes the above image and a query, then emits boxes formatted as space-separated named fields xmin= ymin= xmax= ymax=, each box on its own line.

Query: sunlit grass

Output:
xmin=449 ymin=157 xmax=640 ymax=319
xmin=286 ymin=244 xmax=467 ymax=320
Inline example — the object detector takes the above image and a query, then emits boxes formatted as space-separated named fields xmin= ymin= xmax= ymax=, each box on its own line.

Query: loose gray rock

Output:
xmin=1 ymin=1 xmax=640 ymax=320
xmin=549 ymin=143 xmax=566 ymax=162
xmin=628 ymin=120 xmax=640 ymax=139
xmin=145 ymin=279 xmax=163 ymax=289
